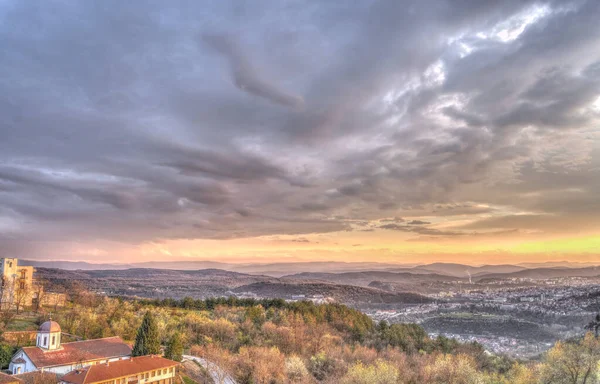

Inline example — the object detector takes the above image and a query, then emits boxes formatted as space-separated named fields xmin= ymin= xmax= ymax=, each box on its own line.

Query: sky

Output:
xmin=1 ymin=0 xmax=599 ymax=265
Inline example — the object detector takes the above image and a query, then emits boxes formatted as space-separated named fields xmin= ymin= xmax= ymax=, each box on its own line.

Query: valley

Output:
xmin=36 ymin=263 xmax=600 ymax=357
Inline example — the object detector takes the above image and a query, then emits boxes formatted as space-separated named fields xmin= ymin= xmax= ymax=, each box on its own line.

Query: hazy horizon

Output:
xmin=19 ymin=258 xmax=600 ymax=269
xmin=1 ymin=1 xmax=600 ymax=265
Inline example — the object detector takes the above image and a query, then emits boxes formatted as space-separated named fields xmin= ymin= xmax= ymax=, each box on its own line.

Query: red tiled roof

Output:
xmin=61 ymin=356 xmax=178 ymax=384
xmin=14 ymin=372 xmax=57 ymax=384
xmin=0 ymin=372 xmax=21 ymax=384
xmin=21 ymin=337 xmax=131 ymax=368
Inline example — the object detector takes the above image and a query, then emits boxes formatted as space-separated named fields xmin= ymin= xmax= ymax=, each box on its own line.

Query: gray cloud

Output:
xmin=407 ymin=220 xmax=431 ymax=225
xmin=380 ymin=217 xmax=405 ymax=223
xmin=202 ymin=34 xmax=305 ymax=108
xmin=379 ymin=223 xmax=463 ymax=237
xmin=0 ymin=0 xmax=599 ymax=259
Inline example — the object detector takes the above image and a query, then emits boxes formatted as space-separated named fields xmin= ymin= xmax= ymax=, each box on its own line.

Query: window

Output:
xmin=51 ymin=336 xmax=55 ymax=345
xmin=151 ymin=371 xmax=155 ymax=377
xmin=20 ymin=270 xmax=26 ymax=279
xmin=43 ymin=336 xmax=47 ymax=346
xmin=145 ymin=373 xmax=149 ymax=379
xmin=19 ymin=282 xmax=25 ymax=290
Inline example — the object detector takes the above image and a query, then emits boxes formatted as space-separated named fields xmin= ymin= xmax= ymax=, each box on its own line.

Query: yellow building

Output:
xmin=60 ymin=356 xmax=178 ymax=384
xmin=0 ymin=258 xmax=35 ymax=310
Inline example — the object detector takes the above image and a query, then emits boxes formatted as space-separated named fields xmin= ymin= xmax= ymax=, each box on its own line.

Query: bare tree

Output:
xmin=541 ymin=333 xmax=600 ymax=384
xmin=14 ymin=278 xmax=31 ymax=314
xmin=32 ymin=279 xmax=47 ymax=313
xmin=190 ymin=344 xmax=235 ymax=384
xmin=0 ymin=310 xmax=16 ymax=334
xmin=0 ymin=275 xmax=16 ymax=313
xmin=0 ymin=276 xmax=6 ymax=312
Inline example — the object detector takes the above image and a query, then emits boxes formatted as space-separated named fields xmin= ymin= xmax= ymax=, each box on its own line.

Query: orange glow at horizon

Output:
xmin=63 ymin=229 xmax=600 ymax=265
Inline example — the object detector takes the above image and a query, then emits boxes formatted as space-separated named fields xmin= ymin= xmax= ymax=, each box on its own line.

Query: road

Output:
xmin=182 ymin=355 xmax=236 ymax=384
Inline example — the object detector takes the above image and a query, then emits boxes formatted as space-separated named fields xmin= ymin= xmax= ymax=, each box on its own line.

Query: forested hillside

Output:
xmin=2 ymin=287 xmax=594 ymax=384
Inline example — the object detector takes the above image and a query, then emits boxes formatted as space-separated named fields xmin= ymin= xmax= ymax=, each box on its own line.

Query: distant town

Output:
xmin=27 ymin=259 xmax=600 ymax=359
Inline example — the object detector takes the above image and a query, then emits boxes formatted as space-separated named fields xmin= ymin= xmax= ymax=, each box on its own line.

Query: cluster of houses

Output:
xmin=2 ymin=319 xmax=179 ymax=384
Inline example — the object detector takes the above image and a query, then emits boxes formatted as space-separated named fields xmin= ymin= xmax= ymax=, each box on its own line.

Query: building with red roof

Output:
xmin=0 ymin=372 xmax=21 ymax=384
xmin=9 ymin=320 xmax=131 ymax=375
xmin=60 ymin=355 xmax=178 ymax=384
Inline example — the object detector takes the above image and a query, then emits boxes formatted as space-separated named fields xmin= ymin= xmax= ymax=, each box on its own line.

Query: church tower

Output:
xmin=37 ymin=318 xmax=61 ymax=351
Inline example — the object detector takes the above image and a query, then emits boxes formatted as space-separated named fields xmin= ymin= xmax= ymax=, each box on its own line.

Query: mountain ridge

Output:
xmin=22 ymin=260 xmax=600 ymax=278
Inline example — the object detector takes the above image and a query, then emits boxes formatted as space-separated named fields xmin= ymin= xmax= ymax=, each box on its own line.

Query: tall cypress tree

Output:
xmin=132 ymin=311 xmax=161 ymax=356
xmin=164 ymin=332 xmax=183 ymax=362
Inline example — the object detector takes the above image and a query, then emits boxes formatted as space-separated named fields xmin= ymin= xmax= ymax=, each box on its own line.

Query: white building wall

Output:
xmin=9 ymin=350 xmax=36 ymax=374
xmin=9 ymin=350 xmax=131 ymax=376
xmin=36 ymin=330 xmax=61 ymax=350
xmin=140 ymin=368 xmax=176 ymax=384
xmin=44 ymin=365 xmax=74 ymax=375
xmin=42 ymin=356 xmax=131 ymax=375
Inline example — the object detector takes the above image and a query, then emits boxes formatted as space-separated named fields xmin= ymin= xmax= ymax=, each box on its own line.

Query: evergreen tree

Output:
xmin=164 ymin=332 xmax=183 ymax=362
xmin=0 ymin=345 xmax=14 ymax=369
xmin=132 ymin=311 xmax=161 ymax=356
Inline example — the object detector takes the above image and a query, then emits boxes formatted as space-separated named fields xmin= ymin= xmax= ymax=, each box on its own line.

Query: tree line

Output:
xmin=1 ymin=285 xmax=598 ymax=383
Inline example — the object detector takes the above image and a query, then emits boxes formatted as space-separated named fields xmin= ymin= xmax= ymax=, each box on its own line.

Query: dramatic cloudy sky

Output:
xmin=1 ymin=0 xmax=600 ymax=264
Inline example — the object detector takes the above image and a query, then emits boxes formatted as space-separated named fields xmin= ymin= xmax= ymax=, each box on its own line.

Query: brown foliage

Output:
xmin=236 ymin=346 xmax=286 ymax=384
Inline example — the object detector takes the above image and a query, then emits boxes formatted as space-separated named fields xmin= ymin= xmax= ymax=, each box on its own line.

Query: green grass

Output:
xmin=443 ymin=312 xmax=500 ymax=319
xmin=6 ymin=318 xmax=38 ymax=332
xmin=182 ymin=375 xmax=199 ymax=384
xmin=191 ymin=361 xmax=212 ymax=380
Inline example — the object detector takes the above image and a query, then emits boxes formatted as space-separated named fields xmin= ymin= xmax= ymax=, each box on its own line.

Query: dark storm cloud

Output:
xmin=1 ymin=0 xmax=599 ymax=258
xmin=379 ymin=223 xmax=462 ymax=237
xmin=292 ymin=202 xmax=330 ymax=212
xmin=380 ymin=217 xmax=405 ymax=223
xmin=159 ymin=146 xmax=288 ymax=182
xmin=494 ymin=65 xmax=600 ymax=129
xmin=407 ymin=220 xmax=431 ymax=225
xmin=202 ymin=34 xmax=305 ymax=108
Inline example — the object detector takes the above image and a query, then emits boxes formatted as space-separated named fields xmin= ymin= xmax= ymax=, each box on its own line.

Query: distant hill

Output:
xmin=36 ymin=267 xmax=275 ymax=285
xmin=234 ymin=281 xmax=432 ymax=304
xmin=34 ymin=267 xmax=279 ymax=299
xmin=23 ymin=259 xmax=600 ymax=277
xmin=475 ymin=266 xmax=600 ymax=280
xmin=21 ymin=259 xmax=233 ymax=271
xmin=517 ymin=261 xmax=600 ymax=268
xmin=21 ymin=260 xmax=134 ymax=270
xmin=35 ymin=266 xmax=434 ymax=305
xmin=34 ymin=267 xmax=433 ymax=304
xmin=407 ymin=263 xmax=527 ymax=278
xmin=283 ymin=271 xmax=461 ymax=286
xmin=232 ymin=262 xmax=414 ymax=276
xmin=24 ymin=260 xmax=413 ymax=276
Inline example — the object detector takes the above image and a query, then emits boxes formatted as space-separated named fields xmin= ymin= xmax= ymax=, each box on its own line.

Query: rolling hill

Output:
xmin=475 ymin=266 xmax=600 ymax=280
